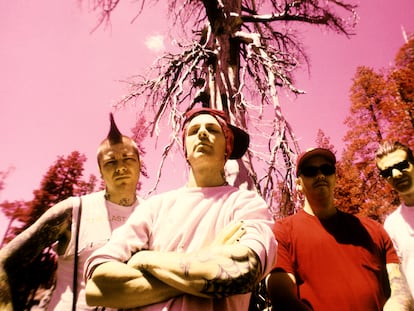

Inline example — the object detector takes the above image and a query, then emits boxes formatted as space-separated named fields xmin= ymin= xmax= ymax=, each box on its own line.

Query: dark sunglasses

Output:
xmin=299 ymin=164 xmax=336 ymax=177
xmin=379 ymin=160 xmax=410 ymax=178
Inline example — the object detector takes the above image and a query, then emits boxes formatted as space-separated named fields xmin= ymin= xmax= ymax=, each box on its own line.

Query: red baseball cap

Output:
xmin=296 ymin=148 xmax=336 ymax=177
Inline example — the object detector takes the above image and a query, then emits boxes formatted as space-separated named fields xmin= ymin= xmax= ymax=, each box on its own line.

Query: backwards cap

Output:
xmin=182 ymin=107 xmax=250 ymax=159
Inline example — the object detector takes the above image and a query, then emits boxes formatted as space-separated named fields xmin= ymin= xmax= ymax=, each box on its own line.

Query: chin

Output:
xmin=396 ymin=186 xmax=412 ymax=194
xmin=115 ymin=180 xmax=131 ymax=187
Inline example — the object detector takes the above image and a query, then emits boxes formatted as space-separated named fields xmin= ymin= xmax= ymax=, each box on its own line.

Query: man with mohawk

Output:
xmin=0 ymin=113 xmax=143 ymax=310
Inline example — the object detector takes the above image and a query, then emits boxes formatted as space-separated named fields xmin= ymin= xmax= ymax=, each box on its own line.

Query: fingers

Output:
xmin=223 ymin=220 xmax=243 ymax=237
xmin=127 ymin=252 xmax=142 ymax=268
xmin=212 ymin=221 xmax=246 ymax=246
xmin=225 ymin=221 xmax=245 ymax=245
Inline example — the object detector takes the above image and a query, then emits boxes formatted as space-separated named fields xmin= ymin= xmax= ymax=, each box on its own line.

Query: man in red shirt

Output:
xmin=266 ymin=147 xmax=413 ymax=310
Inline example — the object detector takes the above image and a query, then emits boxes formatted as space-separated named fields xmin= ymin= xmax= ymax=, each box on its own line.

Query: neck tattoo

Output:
xmin=118 ymin=198 xmax=132 ymax=206
xmin=104 ymin=192 xmax=134 ymax=206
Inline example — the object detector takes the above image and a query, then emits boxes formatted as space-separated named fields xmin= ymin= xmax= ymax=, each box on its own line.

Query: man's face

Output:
xmin=185 ymin=114 xmax=227 ymax=166
xmin=99 ymin=143 xmax=140 ymax=192
xmin=297 ymin=156 xmax=336 ymax=200
xmin=377 ymin=149 xmax=414 ymax=194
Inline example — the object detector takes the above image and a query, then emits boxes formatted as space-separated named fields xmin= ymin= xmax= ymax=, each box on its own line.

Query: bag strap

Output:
xmin=72 ymin=197 xmax=82 ymax=311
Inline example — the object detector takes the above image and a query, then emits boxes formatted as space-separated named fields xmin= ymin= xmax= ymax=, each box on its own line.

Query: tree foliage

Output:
xmin=130 ymin=113 xmax=150 ymax=188
xmin=336 ymin=35 xmax=414 ymax=222
xmin=0 ymin=167 xmax=15 ymax=194
xmin=1 ymin=151 xmax=96 ymax=243
xmin=85 ymin=0 xmax=358 ymax=216
xmin=315 ymin=129 xmax=335 ymax=151
xmin=387 ymin=37 xmax=414 ymax=142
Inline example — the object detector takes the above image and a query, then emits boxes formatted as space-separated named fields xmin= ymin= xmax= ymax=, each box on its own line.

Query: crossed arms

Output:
xmin=85 ymin=221 xmax=263 ymax=309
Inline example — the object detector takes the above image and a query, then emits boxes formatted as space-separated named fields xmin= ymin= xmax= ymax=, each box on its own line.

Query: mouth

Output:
xmin=197 ymin=141 xmax=211 ymax=147
xmin=194 ymin=142 xmax=212 ymax=151
xmin=314 ymin=181 xmax=328 ymax=188
xmin=394 ymin=178 xmax=410 ymax=188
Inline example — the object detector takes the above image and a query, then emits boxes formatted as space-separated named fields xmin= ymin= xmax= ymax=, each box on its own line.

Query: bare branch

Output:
xmin=84 ymin=0 xmax=358 ymax=216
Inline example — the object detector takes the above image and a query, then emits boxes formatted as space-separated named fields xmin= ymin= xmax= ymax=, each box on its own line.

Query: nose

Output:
xmin=315 ymin=170 xmax=326 ymax=180
xmin=198 ymin=127 xmax=208 ymax=138
xmin=116 ymin=166 xmax=127 ymax=174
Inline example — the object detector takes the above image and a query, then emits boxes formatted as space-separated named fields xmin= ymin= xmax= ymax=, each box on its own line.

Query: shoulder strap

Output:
xmin=72 ymin=197 xmax=82 ymax=311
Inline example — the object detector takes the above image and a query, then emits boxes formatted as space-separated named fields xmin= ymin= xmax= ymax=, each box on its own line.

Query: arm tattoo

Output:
xmin=387 ymin=263 xmax=413 ymax=308
xmin=0 ymin=205 xmax=72 ymax=309
xmin=180 ymin=260 xmax=191 ymax=278
xmin=0 ymin=272 xmax=12 ymax=302
xmin=184 ymin=248 xmax=261 ymax=298
xmin=3 ymin=206 xmax=72 ymax=270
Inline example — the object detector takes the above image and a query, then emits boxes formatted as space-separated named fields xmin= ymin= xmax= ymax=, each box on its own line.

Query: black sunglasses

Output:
xmin=379 ymin=160 xmax=410 ymax=178
xmin=299 ymin=164 xmax=336 ymax=177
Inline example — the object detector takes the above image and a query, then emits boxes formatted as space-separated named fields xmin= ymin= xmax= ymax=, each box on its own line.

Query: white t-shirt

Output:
xmin=48 ymin=191 xmax=140 ymax=310
xmin=384 ymin=203 xmax=414 ymax=298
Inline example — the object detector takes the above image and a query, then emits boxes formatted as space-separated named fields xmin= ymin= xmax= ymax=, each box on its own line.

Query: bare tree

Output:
xmin=85 ymin=0 xmax=357 ymax=216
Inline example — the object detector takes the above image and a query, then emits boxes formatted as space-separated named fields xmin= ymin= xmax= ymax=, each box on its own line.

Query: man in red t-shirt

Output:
xmin=266 ymin=147 xmax=413 ymax=311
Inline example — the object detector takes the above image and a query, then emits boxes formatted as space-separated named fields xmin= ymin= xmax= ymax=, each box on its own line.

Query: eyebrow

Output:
xmin=102 ymin=151 xmax=136 ymax=158
xmin=188 ymin=122 xmax=221 ymax=129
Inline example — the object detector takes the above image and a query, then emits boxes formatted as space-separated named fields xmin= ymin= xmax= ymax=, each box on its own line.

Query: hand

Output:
xmin=209 ymin=220 xmax=246 ymax=247
xmin=127 ymin=250 xmax=150 ymax=270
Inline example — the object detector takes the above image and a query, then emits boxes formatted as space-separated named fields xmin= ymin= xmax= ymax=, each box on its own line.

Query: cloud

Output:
xmin=145 ymin=35 xmax=165 ymax=52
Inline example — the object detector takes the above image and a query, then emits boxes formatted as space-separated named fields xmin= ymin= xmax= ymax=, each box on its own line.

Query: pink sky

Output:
xmin=1 ymin=0 xmax=413 ymax=238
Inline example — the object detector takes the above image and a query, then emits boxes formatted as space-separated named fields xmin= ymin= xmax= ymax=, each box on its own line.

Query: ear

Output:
xmin=296 ymin=178 xmax=303 ymax=192
xmin=98 ymin=165 xmax=104 ymax=179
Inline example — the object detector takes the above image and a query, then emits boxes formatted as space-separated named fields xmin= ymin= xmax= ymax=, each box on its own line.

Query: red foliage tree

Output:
xmin=386 ymin=37 xmax=414 ymax=145
xmin=336 ymin=35 xmax=414 ymax=222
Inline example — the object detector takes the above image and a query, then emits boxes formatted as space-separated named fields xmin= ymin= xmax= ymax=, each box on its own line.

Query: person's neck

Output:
xmin=303 ymin=198 xmax=336 ymax=219
xmin=402 ymin=192 xmax=414 ymax=207
xmin=105 ymin=189 xmax=137 ymax=206
xmin=187 ymin=168 xmax=227 ymax=188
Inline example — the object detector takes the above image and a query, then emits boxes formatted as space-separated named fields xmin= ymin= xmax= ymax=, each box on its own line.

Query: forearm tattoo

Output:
xmin=180 ymin=260 xmax=191 ymax=278
xmin=0 ymin=206 xmax=72 ymax=309
xmin=387 ymin=264 xmax=413 ymax=307
xmin=3 ymin=207 xmax=72 ymax=270
xmin=0 ymin=271 xmax=12 ymax=302
xmin=182 ymin=248 xmax=261 ymax=298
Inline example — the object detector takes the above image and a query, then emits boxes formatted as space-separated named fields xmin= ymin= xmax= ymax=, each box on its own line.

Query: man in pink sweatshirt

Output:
xmin=84 ymin=107 xmax=277 ymax=310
